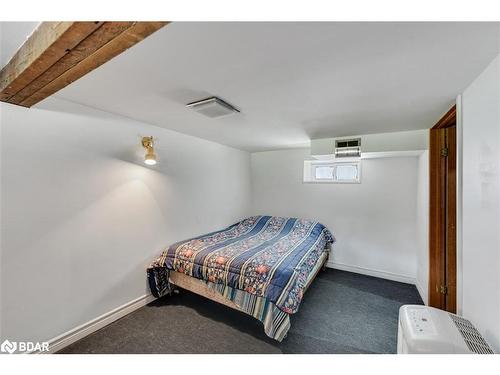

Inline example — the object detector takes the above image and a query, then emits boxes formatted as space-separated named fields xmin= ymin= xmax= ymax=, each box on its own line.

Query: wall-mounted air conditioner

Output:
xmin=397 ymin=305 xmax=494 ymax=354
xmin=310 ymin=129 xmax=429 ymax=160
xmin=334 ymin=138 xmax=361 ymax=158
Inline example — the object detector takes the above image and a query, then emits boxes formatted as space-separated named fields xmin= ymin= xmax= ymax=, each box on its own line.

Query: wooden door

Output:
xmin=429 ymin=106 xmax=456 ymax=313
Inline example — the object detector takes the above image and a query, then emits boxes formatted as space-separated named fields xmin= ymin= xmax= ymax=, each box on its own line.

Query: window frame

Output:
xmin=304 ymin=160 xmax=361 ymax=184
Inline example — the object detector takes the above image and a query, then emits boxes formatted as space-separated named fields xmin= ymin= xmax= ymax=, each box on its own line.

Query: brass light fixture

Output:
xmin=141 ymin=136 xmax=157 ymax=165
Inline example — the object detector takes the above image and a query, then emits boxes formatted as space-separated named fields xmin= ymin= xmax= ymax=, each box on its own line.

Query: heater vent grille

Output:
xmin=448 ymin=314 xmax=494 ymax=354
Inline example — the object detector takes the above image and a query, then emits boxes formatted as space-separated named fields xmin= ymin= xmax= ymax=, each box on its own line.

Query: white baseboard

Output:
xmin=326 ymin=261 xmax=416 ymax=285
xmin=35 ymin=293 xmax=156 ymax=354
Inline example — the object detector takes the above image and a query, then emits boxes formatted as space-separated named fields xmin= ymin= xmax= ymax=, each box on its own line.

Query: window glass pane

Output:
xmin=315 ymin=166 xmax=334 ymax=179
xmin=335 ymin=164 xmax=358 ymax=181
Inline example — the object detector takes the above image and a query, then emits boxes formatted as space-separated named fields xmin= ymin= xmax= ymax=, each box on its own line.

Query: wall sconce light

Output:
xmin=141 ymin=136 xmax=157 ymax=165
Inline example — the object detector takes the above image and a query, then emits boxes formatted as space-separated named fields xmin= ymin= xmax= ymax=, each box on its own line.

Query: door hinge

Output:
xmin=441 ymin=147 xmax=449 ymax=157
xmin=436 ymin=285 xmax=448 ymax=295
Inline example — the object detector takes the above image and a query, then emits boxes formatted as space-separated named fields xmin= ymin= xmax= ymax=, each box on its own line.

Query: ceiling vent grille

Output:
xmin=186 ymin=97 xmax=240 ymax=118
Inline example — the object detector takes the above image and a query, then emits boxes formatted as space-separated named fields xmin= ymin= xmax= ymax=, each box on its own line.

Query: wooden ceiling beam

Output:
xmin=7 ymin=22 xmax=136 ymax=105
xmin=0 ymin=21 xmax=168 ymax=107
xmin=0 ymin=22 xmax=103 ymax=102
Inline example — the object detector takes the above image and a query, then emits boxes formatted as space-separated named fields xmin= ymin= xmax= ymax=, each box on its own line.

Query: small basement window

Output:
xmin=304 ymin=160 xmax=361 ymax=183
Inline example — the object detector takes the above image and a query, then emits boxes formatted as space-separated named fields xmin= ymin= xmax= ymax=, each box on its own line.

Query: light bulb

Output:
xmin=144 ymin=151 xmax=157 ymax=165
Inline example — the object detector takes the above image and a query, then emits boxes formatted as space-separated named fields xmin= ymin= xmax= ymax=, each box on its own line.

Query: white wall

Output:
xmin=416 ymin=150 xmax=429 ymax=304
xmin=251 ymin=149 xmax=420 ymax=284
xmin=0 ymin=98 xmax=252 ymax=343
xmin=460 ymin=54 xmax=500 ymax=352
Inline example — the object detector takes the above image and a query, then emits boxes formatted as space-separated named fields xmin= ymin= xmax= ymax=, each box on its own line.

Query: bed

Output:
xmin=147 ymin=215 xmax=334 ymax=341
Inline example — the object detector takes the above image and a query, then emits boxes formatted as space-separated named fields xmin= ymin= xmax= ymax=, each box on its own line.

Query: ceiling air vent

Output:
xmin=186 ymin=97 xmax=240 ymax=118
xmin=335 ymin=137 xmax=361 ymax=158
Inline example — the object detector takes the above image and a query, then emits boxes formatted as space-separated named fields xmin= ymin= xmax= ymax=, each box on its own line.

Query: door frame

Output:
xmin=428 ymin=105 xmax=457 ymax=312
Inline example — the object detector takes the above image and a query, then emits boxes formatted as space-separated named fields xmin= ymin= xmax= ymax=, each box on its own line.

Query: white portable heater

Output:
xmin=397 ymin=305 xmax=494 ymax=354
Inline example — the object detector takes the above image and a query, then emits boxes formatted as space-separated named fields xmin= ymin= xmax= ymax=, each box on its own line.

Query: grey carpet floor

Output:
xmin=58 ymin=269 xmax=422 ymax=354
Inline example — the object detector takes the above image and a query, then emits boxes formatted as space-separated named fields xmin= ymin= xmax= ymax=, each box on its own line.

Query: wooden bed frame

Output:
xmin=168 ymin=249 xmax=330 ymax=315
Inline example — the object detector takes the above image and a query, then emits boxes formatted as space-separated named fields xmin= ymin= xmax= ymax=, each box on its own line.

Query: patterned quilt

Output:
xmin=148 ymin=216 xmax=334 ymax=314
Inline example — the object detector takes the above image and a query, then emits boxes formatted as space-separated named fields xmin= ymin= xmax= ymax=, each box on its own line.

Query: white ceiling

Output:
xmin=0 ymin=22 xmax=39 ymax=67
xmin=2 ymin=22 xmax=500 ymax=152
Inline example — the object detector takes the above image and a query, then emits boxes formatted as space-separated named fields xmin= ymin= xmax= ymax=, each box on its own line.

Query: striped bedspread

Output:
xmin=148 ymin=216 xmax=334 ymax=314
